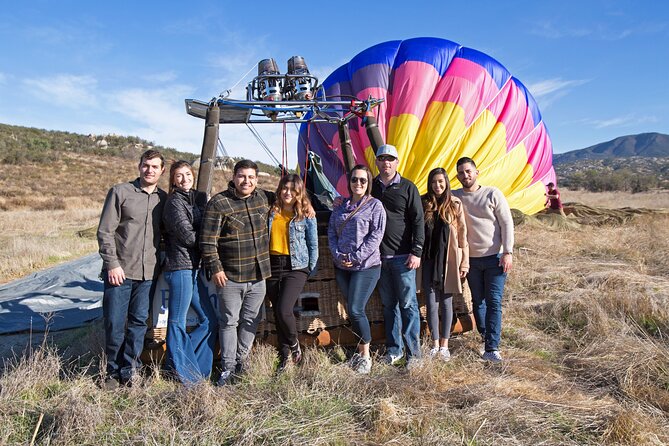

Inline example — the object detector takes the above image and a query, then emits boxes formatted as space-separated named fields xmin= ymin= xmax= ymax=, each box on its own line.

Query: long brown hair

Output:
xmin=168 ymin=160 xmax=196 ymax=194
xmin=271 ymin=174 xmax=314 ymax=221
xmin=423 ymin=167 xmax=458 ymax=226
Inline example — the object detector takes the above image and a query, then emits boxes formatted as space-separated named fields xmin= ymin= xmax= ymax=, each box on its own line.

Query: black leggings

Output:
xmin=266 ymin=255 xmax=308 ymax=357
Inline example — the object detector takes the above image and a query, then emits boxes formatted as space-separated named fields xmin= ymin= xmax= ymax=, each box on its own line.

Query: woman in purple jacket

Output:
xmin=328 ymin=165 xmax=386 ymax=374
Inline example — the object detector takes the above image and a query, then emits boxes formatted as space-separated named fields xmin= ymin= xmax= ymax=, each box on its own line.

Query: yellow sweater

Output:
xmin=270 ymin=209 xmax=293 ymax=255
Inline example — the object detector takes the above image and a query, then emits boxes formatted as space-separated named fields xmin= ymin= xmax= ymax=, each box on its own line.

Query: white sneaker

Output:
xmin=482 ymin=350 xmax=503 ymax=363
xmin=438 ymin=347 xmax=451 ymax=361
xmin=349 ymin=353 xmax=372 ymax=374
xmin=381 ymin=353 xmax=403 ymax=365
xmin=429 ymin=347 xmax=439 ymax=358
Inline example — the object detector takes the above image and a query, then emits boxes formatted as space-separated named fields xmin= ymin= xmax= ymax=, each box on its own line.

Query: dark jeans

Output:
xmin=422 ymin=259 xmax=453 ymax=341
xmin=164 ymin=269 xmax=218 ymax=384
xmin=266 ymin=255 xmax=309 ymax=358
xmin=335 ymin=266 xmax=381 ymax=344
xmin=102 ymin=276 xmax=153 ymax=381
xmin=467 ymin=254 xmax=507 ymax=352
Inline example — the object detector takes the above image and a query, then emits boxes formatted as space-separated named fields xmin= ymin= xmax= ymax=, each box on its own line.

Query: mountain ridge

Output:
xmin=554 ymin=132 xmax=669 ymax=164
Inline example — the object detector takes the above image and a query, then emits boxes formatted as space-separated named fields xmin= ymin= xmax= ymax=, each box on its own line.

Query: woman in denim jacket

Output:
xmin=328 ymin=165 xmax=386 ymax=374
xmin=267 ymin=174 xmax=318 ymax=371
xmin=163 ymin=160 xmax=218 ymax=384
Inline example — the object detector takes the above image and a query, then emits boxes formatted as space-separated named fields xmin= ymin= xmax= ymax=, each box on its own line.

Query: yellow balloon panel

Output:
xmin=387 ymin=114 xmax=421 ymax=173
xmin=477 ymin=144 xmax=531 ymax=197
xmin=507 ymin=180 xmax=546 ymax=214
xmin=401 ymin=102 xmax=467 ymax=182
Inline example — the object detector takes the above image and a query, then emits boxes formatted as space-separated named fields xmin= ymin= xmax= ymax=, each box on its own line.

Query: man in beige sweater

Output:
xmin=452 ymin=157 xmax=514 ymax=363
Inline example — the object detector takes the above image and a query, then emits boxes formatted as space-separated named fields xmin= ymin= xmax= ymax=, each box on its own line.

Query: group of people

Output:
xmin=327 ymin=144 xmax=514 ymax=373
xmin=96 ymin=142 xmax=514 ymax=388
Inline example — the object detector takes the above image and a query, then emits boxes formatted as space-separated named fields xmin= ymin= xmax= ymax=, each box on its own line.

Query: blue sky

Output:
xmin=1 ymin=0 xmax=667 ymax=165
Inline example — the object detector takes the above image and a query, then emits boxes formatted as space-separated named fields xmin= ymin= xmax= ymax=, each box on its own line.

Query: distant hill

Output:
xmin=553 ymin=133 xmax=669 ymax=192
xmin=0 ymin=122 xmax=280 ymax=175
xmin=554 ymin=133 xmax=669 ymax=164
xmin=0 ymin=122 xmax=196 ymax=165
xmin=0 ymin=123 xmax=281 ymax=211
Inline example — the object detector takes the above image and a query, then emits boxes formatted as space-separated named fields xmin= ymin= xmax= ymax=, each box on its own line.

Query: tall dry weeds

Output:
xmin=1 ymin=198 xmax=669 ymax=444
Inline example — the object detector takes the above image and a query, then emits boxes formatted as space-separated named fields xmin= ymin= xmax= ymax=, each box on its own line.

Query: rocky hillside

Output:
xmin=553 ymin=133 xmax=669 ymax=191
xmin=554 ymin=132 xmax=669 ymax=163
xmin=0 ymin=123 xmax=280 ymax=211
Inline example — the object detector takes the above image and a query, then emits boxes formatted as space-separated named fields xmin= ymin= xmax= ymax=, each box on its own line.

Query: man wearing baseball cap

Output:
xmin=371 ymin=144 xmax=425 ymax=368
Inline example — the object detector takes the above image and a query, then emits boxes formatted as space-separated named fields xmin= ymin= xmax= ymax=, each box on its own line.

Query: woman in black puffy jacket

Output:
xmin=162 ymin=160 xmax=217 ymax=384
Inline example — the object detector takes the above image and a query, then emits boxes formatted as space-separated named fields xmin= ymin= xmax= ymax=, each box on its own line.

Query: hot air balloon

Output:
xmin=298 ymin=37 xmax=556 ymax=215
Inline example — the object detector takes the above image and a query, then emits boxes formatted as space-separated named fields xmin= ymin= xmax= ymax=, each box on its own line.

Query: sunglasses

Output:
xmin=350 ymin=177 xmax=368 ymax=184
xmin=376 ymin=155 xmax=396 ymax=162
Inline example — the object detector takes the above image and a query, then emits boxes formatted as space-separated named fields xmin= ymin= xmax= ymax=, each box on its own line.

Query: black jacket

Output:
xmin=371 ymin=176 xmax=424 ymax=257
xmin=163 ymin=189 xmax=207 ymax=271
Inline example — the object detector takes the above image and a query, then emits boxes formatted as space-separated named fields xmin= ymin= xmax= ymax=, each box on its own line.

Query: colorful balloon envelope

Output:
xmin=298 ymin=37 xmax=556 ymax=214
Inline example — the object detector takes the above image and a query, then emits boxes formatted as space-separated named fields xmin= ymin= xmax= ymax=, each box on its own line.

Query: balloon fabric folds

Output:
xmin=297 ymin=37 xmax=556 ymax=215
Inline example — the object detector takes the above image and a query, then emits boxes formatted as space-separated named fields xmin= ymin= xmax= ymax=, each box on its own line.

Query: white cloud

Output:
xmin=23 ymin=74 xmax=97 ymax=108
xmin=106 ymin=85 xmax=204 ymax=151
xmin=526 ymin=77 xmax=590 ymax=109
xmin=11 ymin=70 xmax=295 ymax=165
xmin=530 ymin=19 xmax=666 ymax=41
xmin=527 ymin=78 xmax=590 ymax=98
xmin=584 ymin=114 xmax=659 ymax=129
xmin=142 ymin=71 xmax=178 ymax=83
xmin=23 ymin=25 xmax=75 ymax=45
xmin=530 ymin=21 xmax=592 ymax=39
xmin=104 ymin=84 xmax=297 ymax=165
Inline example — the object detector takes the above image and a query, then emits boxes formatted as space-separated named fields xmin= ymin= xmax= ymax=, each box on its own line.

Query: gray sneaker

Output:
xmin=406 ymin=357 xmax=424 ymax=370
xmin=381 ymin=353 xmax=403 ymax=365
xmin=482 ymin=350 xmax=503 ymax=363
xmin=216 ymin=370 xmax=233 ymax=386
xmin=349 ymin=354 xmax=372 ymax=374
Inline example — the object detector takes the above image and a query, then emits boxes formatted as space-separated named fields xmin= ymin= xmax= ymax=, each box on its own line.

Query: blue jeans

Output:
xmin=335 ymin=266 xmax=381 ymax=345
xmin=467 ymin=254 xmax=507 ymax=352
xmin=378 ymin=256 xmax=421 ymax=359
xmin=216 ymin=279 xmax=266 ymax=373
xmin=164 ymin=269 xmax=218 ymax=384
xmin=102 ymin=277 xmax=152 ymax=381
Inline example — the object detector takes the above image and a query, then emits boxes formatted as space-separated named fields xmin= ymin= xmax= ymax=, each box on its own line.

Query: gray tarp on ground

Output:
xmin=0 ymin=254 xmax=103 ymax=334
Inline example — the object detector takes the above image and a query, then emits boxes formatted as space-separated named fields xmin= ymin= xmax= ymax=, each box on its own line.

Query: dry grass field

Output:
xmin=562 ymin=188 xmax=669 ymax=209
xmin=0 ymin=158 xmax=278 ymax=284
xmin=1 ymin=153 xmax=668 ymax=444
xmin=1 ymin=212 xmax=667 ymax=444
xmin=1 ymin=177 xmax=668 ymax=443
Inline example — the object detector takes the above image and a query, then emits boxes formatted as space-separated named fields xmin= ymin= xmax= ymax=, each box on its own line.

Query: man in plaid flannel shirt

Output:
xmin=200 ymin=159 xmax=274 ymax=384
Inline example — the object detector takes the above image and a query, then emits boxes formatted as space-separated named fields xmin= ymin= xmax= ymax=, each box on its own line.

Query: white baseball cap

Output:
xmin=375 ymin=144 xmax=399 ymax=160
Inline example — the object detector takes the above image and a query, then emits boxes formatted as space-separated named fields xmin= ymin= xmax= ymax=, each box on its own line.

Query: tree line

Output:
xmin=561 ymin=168 xmax=663 ymax=193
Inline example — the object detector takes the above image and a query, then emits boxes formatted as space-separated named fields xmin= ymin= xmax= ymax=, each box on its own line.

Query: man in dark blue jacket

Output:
xmin=371 ymin=144 xmax=425 ymax=368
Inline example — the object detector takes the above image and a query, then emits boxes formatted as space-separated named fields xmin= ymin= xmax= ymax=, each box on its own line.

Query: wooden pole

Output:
xmin=196 ymin=103 xmax=220 ymax=197
xmin=363 ymin=114 xmax=384 ymax=153
xmin=338 ymin=122 xmax=355 ymax=174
